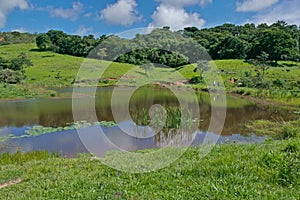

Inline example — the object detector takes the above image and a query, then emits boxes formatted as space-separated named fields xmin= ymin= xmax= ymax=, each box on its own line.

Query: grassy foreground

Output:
xmin=0 ymin=139 xmax=299 ymax=199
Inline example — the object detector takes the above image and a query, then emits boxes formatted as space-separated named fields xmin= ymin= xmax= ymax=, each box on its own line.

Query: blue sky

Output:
xmin=0 ymin=0 xmax=299 ymax=36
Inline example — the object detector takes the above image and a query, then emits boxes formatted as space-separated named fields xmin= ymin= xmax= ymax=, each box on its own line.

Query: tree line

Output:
xmin=0 ymin=32 xmax=36 ymax=45
xmin=185 ymin=21 xmax=299 ymax=62
xmin=34 ymin=21 xmax=300 ymax=66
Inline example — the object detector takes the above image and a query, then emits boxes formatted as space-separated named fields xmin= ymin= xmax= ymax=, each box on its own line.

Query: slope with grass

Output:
xmin=0 ymin=138 xmax=299 ymax=199
xmin=1 ymin=43 xmax=300 ymax=106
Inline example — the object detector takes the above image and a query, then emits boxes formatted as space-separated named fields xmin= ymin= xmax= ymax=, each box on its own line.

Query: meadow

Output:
xmin=0 ymin=43 xmax=299 ymax=107
xmin=0 ymin=43 xmax=300 ymax=200
xmin=0 ymin=138 xmax=299 ymax=199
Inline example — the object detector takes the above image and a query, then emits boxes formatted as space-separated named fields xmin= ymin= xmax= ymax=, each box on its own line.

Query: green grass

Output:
xmin=0 ymin=43 xmax=135 ymax=88
xmin=0 ymin=83 xmax=55 ymax=99
xmin=245 ymin=118 xmax=300 ymax=139
xmin=1 ymin=44 xmax=300 ymax=106
xmin=0 ymin=139 xmax=299 ymax=199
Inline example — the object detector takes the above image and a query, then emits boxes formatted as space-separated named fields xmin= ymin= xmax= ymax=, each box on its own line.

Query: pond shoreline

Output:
xmin=1 ymin=84 xmax=298 ymax=108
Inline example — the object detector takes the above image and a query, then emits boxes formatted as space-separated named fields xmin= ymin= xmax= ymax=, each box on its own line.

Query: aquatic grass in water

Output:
xmin=0 ymin=121 xmax=117 ymax=142
xmin=132 ymin=107 xmax=194 ymax=129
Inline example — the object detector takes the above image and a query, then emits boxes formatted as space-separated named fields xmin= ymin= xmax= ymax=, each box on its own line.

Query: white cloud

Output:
xmin=149 ymin=4 xmax=205 ymax=31
xmin=0 ymin=0 xmax=30 ymax=28
xmin=252 ymin=0 xmax=300 ymax=25
xmin=48 ymin=2 xmax=84 ymax=20
xmin=11 ymin=27 xmax=28 ymax=33
xmin=236 ymin=0 xmax=278 ymax=12
xmin=84 ymin=12 xmax=92 ymax=18
xmin=148 ymin=1 xmax=210 ymax=31
xmin=75 ymin=25 xmax=93 ymax=36
xmin=157 ymin=0 xmax=212 ymax=8
xmin=100 ymin=0 xmax=142 ymax=26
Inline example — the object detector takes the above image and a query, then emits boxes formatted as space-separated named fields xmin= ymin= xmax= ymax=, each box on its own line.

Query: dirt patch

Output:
xmin=0 ymin=178 xmax=21 ymax=189
xmin=152 ymin=80 xmax=188 ymax=87
xmin=172 ymin=81 xmax=186 ymax=86
xmin=105 ymin=77 xmax=118 ymax=81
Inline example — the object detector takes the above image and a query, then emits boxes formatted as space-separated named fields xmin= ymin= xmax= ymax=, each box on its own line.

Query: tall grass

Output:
xmin=131 ymin=107 xmax=194 ymax=129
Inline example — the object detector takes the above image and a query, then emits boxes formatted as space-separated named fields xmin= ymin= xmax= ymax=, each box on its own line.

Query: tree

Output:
xmin=211 ymin=35 xmax=250 ymax=59
xmin=36 ymin=33 xmax=53 ymax=51
xmin=0 ymin=57 xmax=10 ymax=69
xmin=248 ymin=28 xmax=295 ymax=62
xmin=248 ymin=51 xmax=269 ymax=81
xmin=256 ymin=51 xmax=269 ymax=80
xmin=9 ymin=53 xmax=33 ymax=75
xmin=193 ymin=60 xmax=210 ymax=82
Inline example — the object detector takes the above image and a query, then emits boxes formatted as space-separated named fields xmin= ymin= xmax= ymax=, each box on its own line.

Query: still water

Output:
xmin=0 ymin=87 xmax=292 ymax=157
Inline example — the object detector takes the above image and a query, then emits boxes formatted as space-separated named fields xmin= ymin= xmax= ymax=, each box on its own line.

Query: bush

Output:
xmin=282 ymin=123 xmax=299 ymax=139
xmin=0 ymin=69 xmax=23 ymax=84
xmin=189 ymin=76 xmax=202 ymax=84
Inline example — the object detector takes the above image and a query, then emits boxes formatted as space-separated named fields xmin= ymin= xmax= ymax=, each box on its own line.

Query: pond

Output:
xmin=0 ymin=86 xmax=293 ymax=157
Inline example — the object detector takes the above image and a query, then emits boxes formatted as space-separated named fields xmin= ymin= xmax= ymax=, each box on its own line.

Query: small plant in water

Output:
xmin=0 ymin=121 xmax=117 ymax=142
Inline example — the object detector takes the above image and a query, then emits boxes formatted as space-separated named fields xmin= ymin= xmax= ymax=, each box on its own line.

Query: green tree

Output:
xmin=256 ymin=51 xmax=269 ymax=80
xmin=193 ymin=60 xmax=210 ymax=82
xmin=248 ymin=28 xmax=295 ymax=62
xmin=0 ymin=57 xmax=10 ymax=69
xmin=36 ymin=33 xmax=53 ymax=51
xmin=9 ymin=53 xmax=33 ymax=75
xmin=212 ymin=35 xmax=250 ymax=59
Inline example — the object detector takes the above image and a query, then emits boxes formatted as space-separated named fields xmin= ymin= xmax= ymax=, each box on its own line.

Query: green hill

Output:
xmin=0 ymin=43 xmax=300 ymax=105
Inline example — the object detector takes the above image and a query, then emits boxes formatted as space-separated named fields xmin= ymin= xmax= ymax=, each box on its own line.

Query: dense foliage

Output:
xmin=35 ymin=21 xmax=300 ymax=66
xmin=0 ymin=32 xmax=36 ymax=45
xmin=36 ymin=30 xmax=106 ymax=57
xmin=184 ymin=21 xmax=300 ymax=61
xmin=0 ymin=53 xmax=32 ymax=84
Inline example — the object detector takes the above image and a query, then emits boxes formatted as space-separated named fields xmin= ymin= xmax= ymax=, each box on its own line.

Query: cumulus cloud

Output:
xmin=252 ymin=0 xmax=300 ymax=25
xmin=157 ymin=0 xmax=212 ymax=8
xmin=0 ymin=0 xmax=30 ymax=28
xmin=236 ymin=0 xmax=278 ymax=12
xmin=148 ymin=0 xmax=210 ymax=31
xmin=100 ymin=0 xmax=142 ymax=26
xmin=149 ymin=4 xmax=205 ymax=31
xmin=48 ymin=2 xmax=84 ymax=20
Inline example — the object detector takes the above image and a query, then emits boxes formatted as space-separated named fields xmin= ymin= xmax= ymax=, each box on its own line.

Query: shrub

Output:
xmin=282 ymin=123 xmax=299 ymax=139
xmin=0 ymin=69 xmax=23 ymax=84
xmin=189 ymin=76 xmax=202 ymax=84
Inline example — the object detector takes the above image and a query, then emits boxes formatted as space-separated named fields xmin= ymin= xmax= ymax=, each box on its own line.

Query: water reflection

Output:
xmin=0 ymin=87 xmax=292 ymax=135
xmin=0 ymin=122 xmax=266 ymax=157
xmin=0 ymin=87 xmax=294 ymax=156
xmin=155 ymin=128 xmax=196 ymax=148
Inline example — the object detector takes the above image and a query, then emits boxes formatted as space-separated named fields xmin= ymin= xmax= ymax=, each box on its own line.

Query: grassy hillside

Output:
xmin=0 ymin=139 xmax=299 ymax=199
xmin=0 ymin=43 xmax=300 ymax=105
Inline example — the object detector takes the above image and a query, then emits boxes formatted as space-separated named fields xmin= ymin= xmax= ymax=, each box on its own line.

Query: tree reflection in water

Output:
xmin=155 ymin=128 xmax=197 ymax=148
